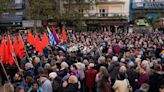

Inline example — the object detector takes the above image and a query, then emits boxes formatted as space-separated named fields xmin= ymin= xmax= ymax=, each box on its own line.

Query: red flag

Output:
xmin=0 ymin=44 xmax=2 ymax=60
xmin=0 ymin=38 xmax=7 ymax=64
xmin=13 ymin=37 xmax=19 ymax=56
xmin=52 ymin=27 xmax=60 ymax=43
xmin=41 ymin=32 xmax=49 ymax=48
xmin=62 ymin=27 xmax=67 ymax=43
xmin=0 ymin=43 xmax=2 ymax=56
xmin=27 ymin=31 xmax=35 ymax=46
xmin=35 ymin=34 xmax=43 ymax=55
xmin=6 ymin=36 xmax=14 ymax=65
xmin=17 ymin=33 xmax=25 ymax=59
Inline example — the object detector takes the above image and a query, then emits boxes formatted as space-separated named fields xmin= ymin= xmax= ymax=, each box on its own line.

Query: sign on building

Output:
xmin=22 ymin=20 xmax=42 ymax=27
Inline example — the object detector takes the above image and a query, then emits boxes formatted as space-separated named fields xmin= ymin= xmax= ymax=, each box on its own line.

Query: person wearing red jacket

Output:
xmin=85 ymin=63 xmax=97 ymax=92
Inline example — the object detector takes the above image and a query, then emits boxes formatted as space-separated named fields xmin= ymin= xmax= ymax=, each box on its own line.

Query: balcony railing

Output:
xmin=63 ymin=0 xmax=90 ymax=4
xmin=132 ymin=2 xmax=164 ymax=9
xmin=84 ymin=13 xmax=128 ymax=19
xmin=15 ymin=3 xmax=24 ymax=9
xmin=96 ymin=0 xmax=125 ymax=4
xmin=2 ymin=2 xmax=25 ymax=10
xmin=0 ymin=15 xmax=23 ymax=23
xmin=63 ymin=0 xmax=125 ymax=4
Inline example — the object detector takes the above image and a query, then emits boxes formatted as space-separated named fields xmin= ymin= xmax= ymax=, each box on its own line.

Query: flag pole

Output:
xmin=11 ymin=45 xmax=21 ymax=72
xmin=18 ymin=33 xmax=31 ymax=63
xmin=0 ymin=57 xmax=10 ymax=82
xmin=7 ymin=34 xmax=21 ymax=71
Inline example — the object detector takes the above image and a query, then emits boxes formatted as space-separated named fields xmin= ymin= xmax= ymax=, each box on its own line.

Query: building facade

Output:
xmin=0 ymin=0 xmax=25 ymax=29
xmin=0 ymin=0 xmax=130 ymax=32
xmin=88 ymin=0 xmax=129 ymax=32
xmin=130 ymin=0 xmax=164 ymax=25
xmin=63 ymin=0 xmax=130 ymax=32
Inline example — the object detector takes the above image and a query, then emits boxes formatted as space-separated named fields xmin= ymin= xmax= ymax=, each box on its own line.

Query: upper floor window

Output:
xmin=16 ymin=12 xmax=23 ymax=16
xmin=99 ymin=9 xmax=108 ymax=17
xmin=2 ymin=12 xmax=9 ymax=16
xmin=15 ymin=0 xmax=22 ymax=4
xmin=79 ymin=9 xmax=84 ymax=13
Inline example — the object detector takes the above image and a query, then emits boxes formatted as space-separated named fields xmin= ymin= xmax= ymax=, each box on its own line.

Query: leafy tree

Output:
xmin=0 ymin=0 xmax=10 ymax=15
xmin=59 ymin=0 xmax=92 ymax=29
xmin=62 ymin=0 xmax=91 ymax=20
xmin=26 ymin=0 xmax=56 ymax=30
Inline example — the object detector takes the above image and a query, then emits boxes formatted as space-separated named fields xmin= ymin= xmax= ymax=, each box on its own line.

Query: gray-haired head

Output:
xmin=140 ymin=83 xmax=150 ymax=92
xmin=61 ymin=62 xmax=69 ymax=68
xmin=112 ymin=56 xmax=118 ymax=62
xmin=98 ymin=56 xmax=106 ymax=64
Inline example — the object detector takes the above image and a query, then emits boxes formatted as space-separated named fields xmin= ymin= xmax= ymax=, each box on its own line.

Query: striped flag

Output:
xmin=47 ymin=27 xmax=58 ymax=46
xmin=52 ymin=26 xmax=60 ymax=44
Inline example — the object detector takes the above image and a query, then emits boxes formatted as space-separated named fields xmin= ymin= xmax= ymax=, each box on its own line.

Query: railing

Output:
xmin=132 ymin=2 xmax=164 ymax=9
xmin=63 ymin=0 xmax=125 ymax=4
xmin=96 ymin=0 xmax=125 ymax=4
xmin=84 ymin=13 xmax=128 ymax=19
xmin=0 ymin=15 xmax=23 ymax=23
xmin=2 ymin=2 xmax=25 ymax=10
xmin=15 ymin=3 xmax=24 ymax=9
xmin=63 ymin=0 xmax=90 ymax=4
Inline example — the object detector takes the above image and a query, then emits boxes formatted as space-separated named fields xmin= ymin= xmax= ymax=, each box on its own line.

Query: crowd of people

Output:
xmin=1 ymin=29 xmax=164 ymax=92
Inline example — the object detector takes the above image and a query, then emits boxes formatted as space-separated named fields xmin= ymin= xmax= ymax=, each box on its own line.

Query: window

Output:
xmin=99 ymin=9 xmax=108 ymax=17
xmin=91 ymin=6 xmax=94 ymax=10
xmin=3 ymin=12 xmax=9 ymax=16
xmin=15 ymin=0 xmax=22 ymax=4
xmin=16 ymin=12 xmax=23 ymax=16
xmin=79 ymin=9 xmax=84 ymax=13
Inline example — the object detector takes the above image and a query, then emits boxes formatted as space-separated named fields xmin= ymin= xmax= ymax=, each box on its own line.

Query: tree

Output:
xmin=26 ymin=0 xmax=56 ymax=31
xmin=58 ymin=0 xmax=92 ymax=29
xmin=61 ymin=0 xmax=91 ymax=20
xmin=0 ymin=0 xmax=10 ymax=15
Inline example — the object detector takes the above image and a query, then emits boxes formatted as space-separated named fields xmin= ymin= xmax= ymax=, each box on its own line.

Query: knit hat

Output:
xmin=49 ymin=72 xmax=58 ymax=79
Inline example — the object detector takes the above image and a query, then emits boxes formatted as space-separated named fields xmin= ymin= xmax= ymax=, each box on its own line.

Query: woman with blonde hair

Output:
xmin=96 ymin=66 xmax=111 ymax=92
xmin=96 ymin=66 xmax=109 ymax=82
xmin=3 ymin=82 xmax=14 ymax=92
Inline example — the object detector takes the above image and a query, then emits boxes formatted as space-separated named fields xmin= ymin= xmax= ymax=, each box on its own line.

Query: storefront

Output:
xmin=85 ymin=18 xmax=128 ymax=32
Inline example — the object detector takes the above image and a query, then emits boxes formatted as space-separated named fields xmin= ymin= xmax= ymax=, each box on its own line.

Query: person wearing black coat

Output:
xmin=149 ymin=64 xmax=164 ymax=92
xmin=108 ymin=60 xmax=120 ymax=85
xmin=63 ymin=75 xmax=79 ymax=92
xmin=63 ymin=83 xmax=79 ymax=92
xmin=127 ymin=62 xmax=139 ymax=91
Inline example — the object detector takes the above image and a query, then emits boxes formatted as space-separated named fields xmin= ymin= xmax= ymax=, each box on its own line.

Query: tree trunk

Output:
xmin=33 ymin=20 xmax=37 ymax=32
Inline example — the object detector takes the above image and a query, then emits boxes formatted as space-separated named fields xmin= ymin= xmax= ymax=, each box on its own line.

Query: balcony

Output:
xmin=84 ymin=13 xmax=128 ymax=19
xmin=96 ymin=0 xmax=125 ymax=4
xmin=15 ymin=3 xmax=24 ymax=9
xmin=63 ymin=0 xmax=90 ymax=4
xmin=1 ymin=1 xmax=25 ymax=10
xmin=132 ymin=2 xmax=164 ymax=9
xmin=0 ymin=14 xmax=23 ymax=23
